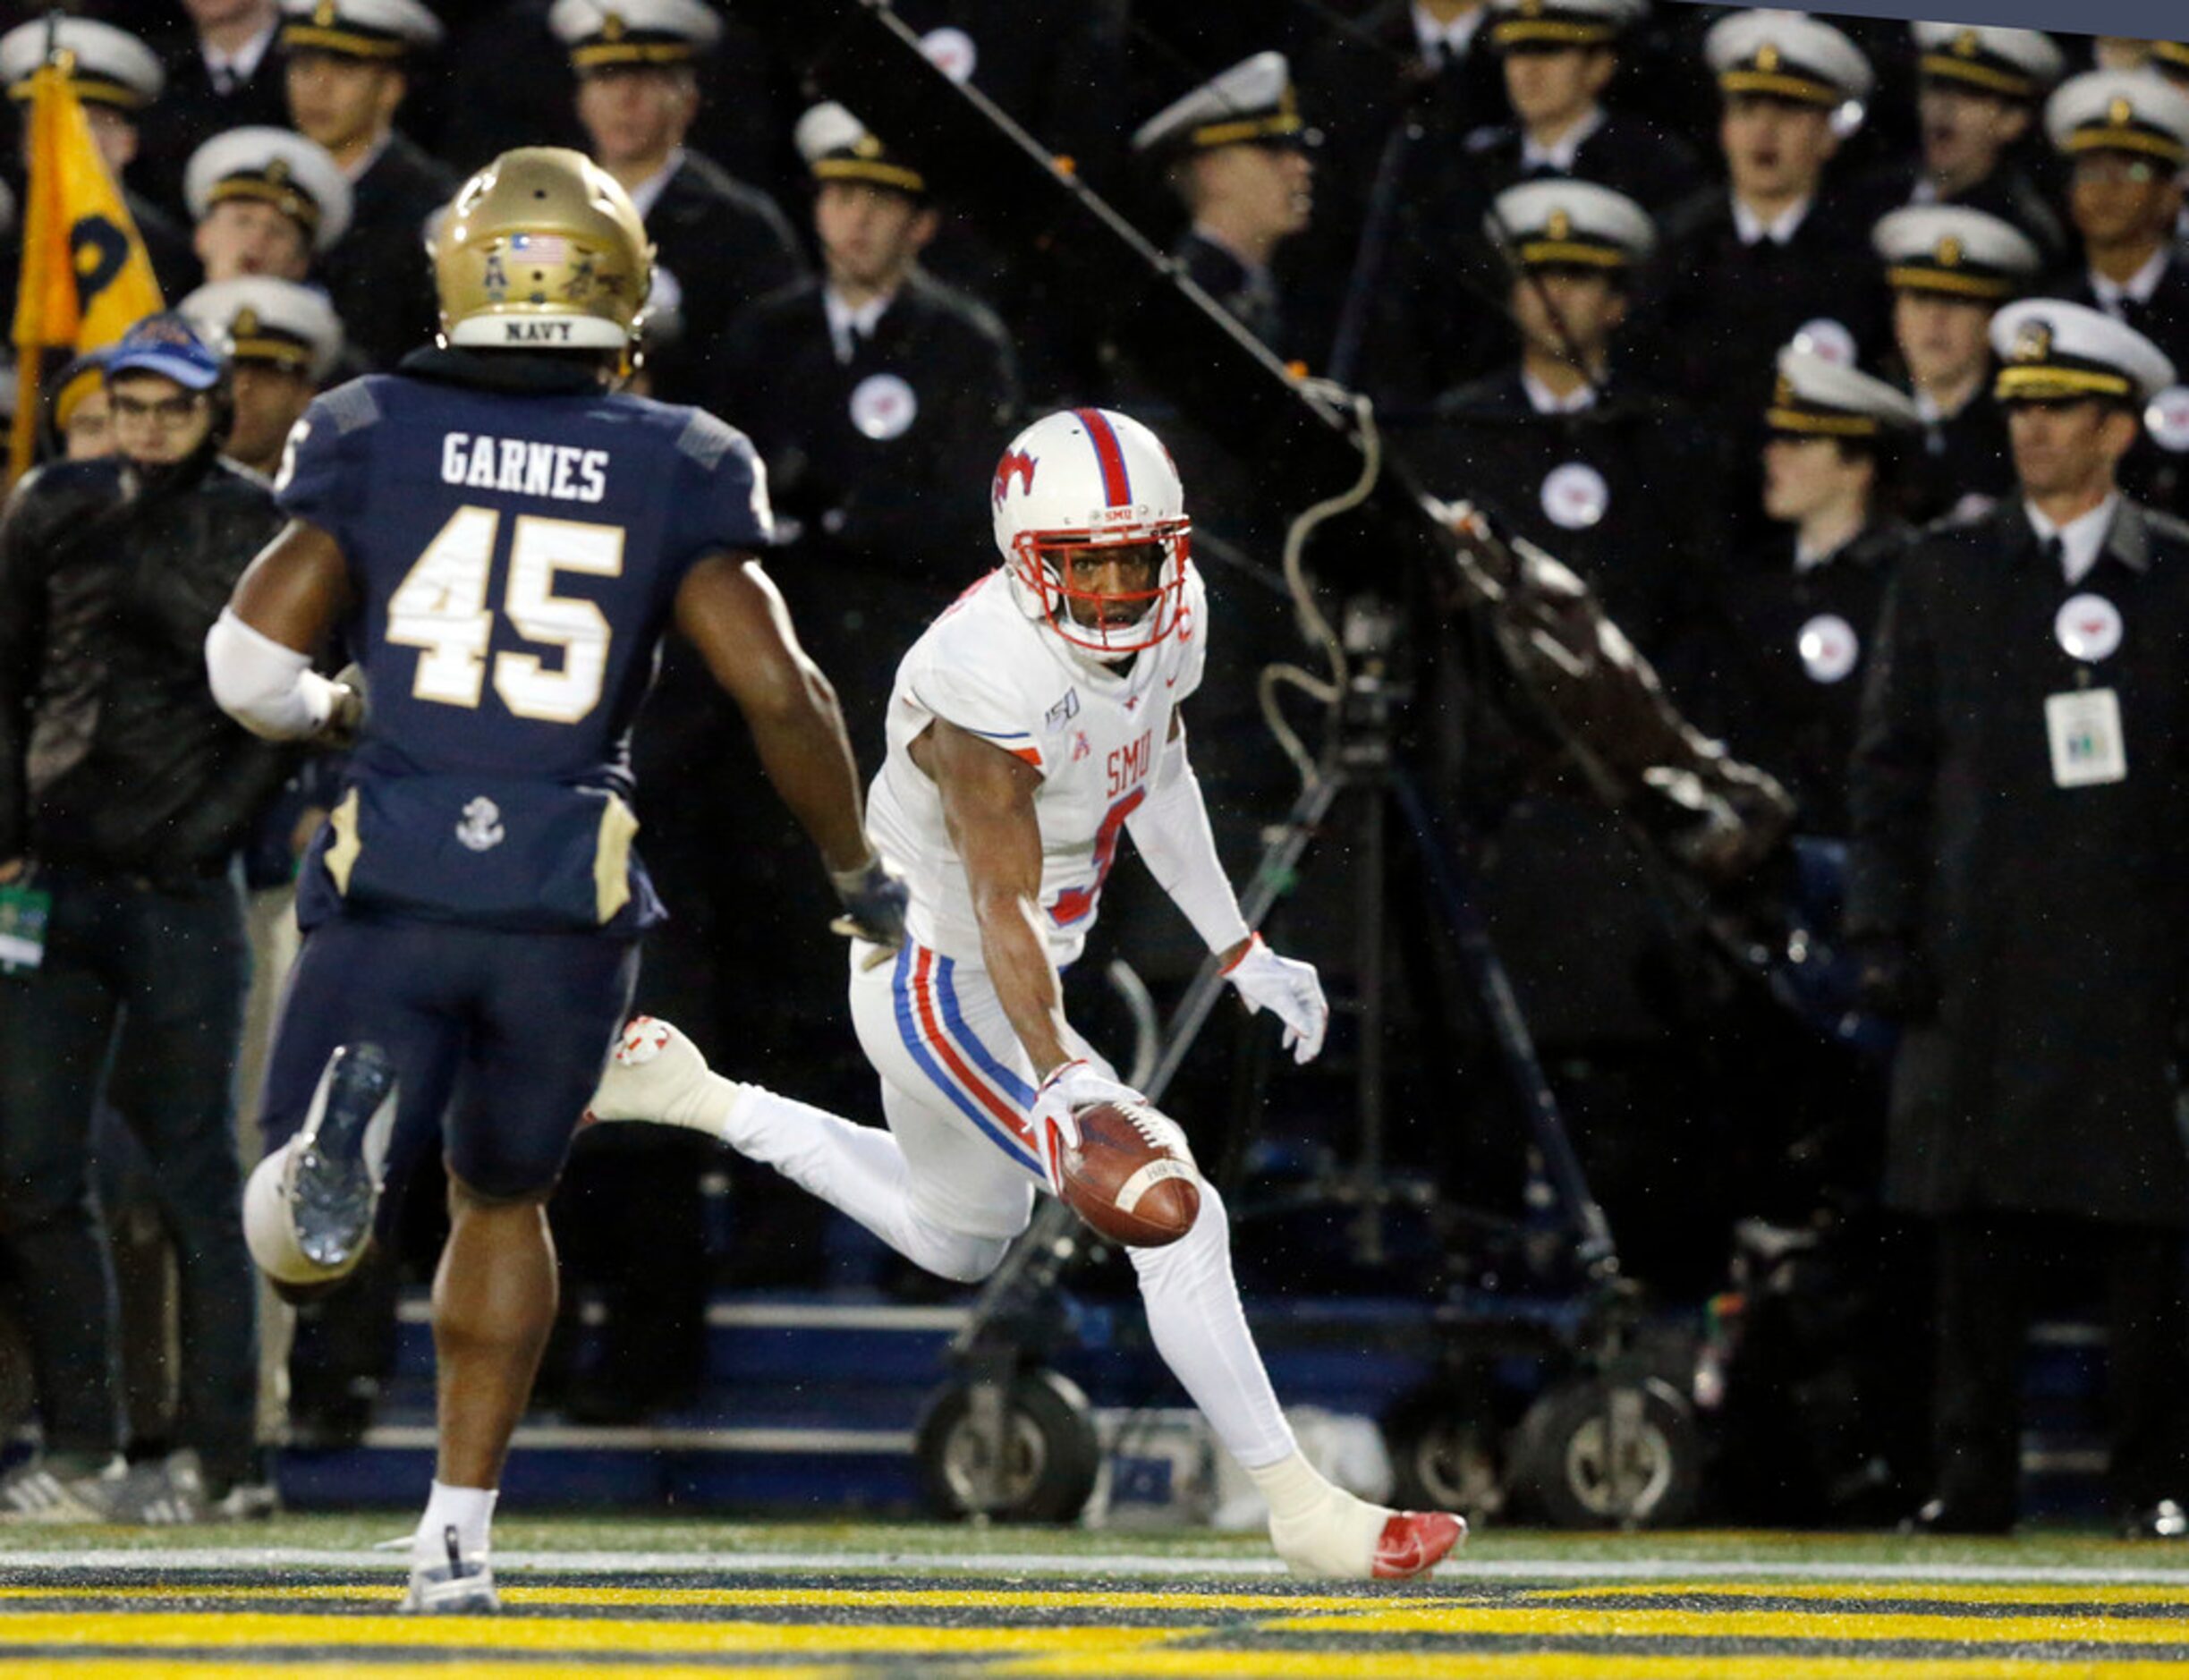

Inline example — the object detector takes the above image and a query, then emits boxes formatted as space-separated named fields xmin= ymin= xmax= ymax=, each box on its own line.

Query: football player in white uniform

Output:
xmin=590 ymin=408 xmax=1465 ymax=1578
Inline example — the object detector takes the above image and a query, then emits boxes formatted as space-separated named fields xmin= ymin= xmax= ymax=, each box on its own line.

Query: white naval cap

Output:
xmin=1991 ymin=298 xmax=2177 ymax=406
xmin=1132 ymin=51 xmax=1308 ymax=158
xmin=1705 ymin=10 xmax=1873 ymax=108
xmin=1768 ymin=346 xmax=1921 ymax=437
xmin=0 ymin=16 xmax=163 ymax=110
xmin=1487 ymin=177 xmax=1656 ymax=267
xmin=548 ymin=0 xmax=723 ymax=71
xmin=795 ymin=103 xmax=927 ymax=197
xmin=2046 ymin=68 xmax=2189 ymax=168
xmin=185 ymin=127 xmax=353 ymax=251
xmin=1489 ymin=0 xmax=1647 ymax=52
xmin=1912 ymin=23 xmax=2063 ymax=102
xmin=280 ymin=0 xmax=445 ymax=59
xmin=1872 ymin=205 xmax=2041 ymax=301
xmin=182 ymin=277 xmax=345 ymax=383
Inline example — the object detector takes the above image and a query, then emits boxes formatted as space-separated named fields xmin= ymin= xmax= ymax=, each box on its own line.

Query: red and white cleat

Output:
xmin=1371 ymin=1509 xmax=1468 ymax=1580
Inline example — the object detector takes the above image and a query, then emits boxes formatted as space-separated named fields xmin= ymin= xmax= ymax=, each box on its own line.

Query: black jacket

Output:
xmin=320 ymin=132 xmax=461 ymax=372
xmin=0 ymin=449 xmax=291 ymax=882
xmin=647 ymin=150 xmax=807 ymax=404
xmin=1849 ymin=496 xmax=2189 ymax=1225
xmin=1463 ymin=111 xmax=1707 ymax=216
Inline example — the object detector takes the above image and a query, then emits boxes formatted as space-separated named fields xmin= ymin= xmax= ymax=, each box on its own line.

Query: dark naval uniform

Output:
xmin=1463 ymin=113 xmax=1705 ymax=216
xmin=1175 ymin=231 xmax=1283 ymax=352
xmin=1396 ymin=370 xmax=1727 ymax=683
xmin=1905 ymin=391 xmax=2015 ymax=526
xmin=1715 ymin=521 xmax=1910 ymax=836
xmin=1853 ymin=159 xmax=2068 ymax=266
xmin=712 ymin=269 xmax=1019 ymax=744
xmin=319 ymin=134 xmax=459 ymax=372
xmin=644 ymin=151 xmax=806 ymax=403
xmin=136 ymin=33 xmax=291 ymax=223
xmin=1850 ymin=496 xmax=2189 ymax=1523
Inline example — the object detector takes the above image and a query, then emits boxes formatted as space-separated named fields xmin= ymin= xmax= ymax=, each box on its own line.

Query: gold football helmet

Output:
xmin=433 ymin=148 xmax=653 ymax=354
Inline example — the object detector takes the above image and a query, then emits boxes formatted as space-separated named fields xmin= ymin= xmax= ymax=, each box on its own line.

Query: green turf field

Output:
xmin=6 ymin=1517 xmax=2189 ymax=1676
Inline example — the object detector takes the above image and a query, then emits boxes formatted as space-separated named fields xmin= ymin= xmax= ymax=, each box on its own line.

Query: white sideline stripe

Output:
xmin=395 ymin=1300 xmax=971 ymax=1331
xmin=6 ymin=1549 xmax=2189 ymax=1585
xmin=359 ymin=1425 xmax=913 ymax=1454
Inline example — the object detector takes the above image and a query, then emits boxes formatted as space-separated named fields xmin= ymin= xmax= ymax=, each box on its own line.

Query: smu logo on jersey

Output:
xmin=1107 ymin=728 xmax=1153 ymax=798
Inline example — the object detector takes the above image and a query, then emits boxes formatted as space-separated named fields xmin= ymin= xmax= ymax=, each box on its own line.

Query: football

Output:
xmin=1058 ymin=1099 xmax=1201 ymax=1248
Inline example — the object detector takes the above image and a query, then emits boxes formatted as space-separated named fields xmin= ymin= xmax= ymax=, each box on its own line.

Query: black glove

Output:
xmin=828 ymin=853 xmax=909 ymax=966
xmin=1852 ymin=933 xmax=1939 ymax=1022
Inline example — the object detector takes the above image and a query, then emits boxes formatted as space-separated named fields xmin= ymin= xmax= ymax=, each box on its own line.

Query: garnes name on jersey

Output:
xmin=275 ymin=373 xmax=772 ymax=936
xmin=867 ymin=564 xmax=1209 ymax=970
xmin=441 ymin=431 xmax=608 ymax=504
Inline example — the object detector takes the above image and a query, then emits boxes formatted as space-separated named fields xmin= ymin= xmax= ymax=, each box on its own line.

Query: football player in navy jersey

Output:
xmin=202 ymin=148 xmax=904 ymax=1612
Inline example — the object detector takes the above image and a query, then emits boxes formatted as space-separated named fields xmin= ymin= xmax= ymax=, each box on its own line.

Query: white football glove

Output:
xmin=585 ymin=1016 xmax=725 ymax=1136
xmin=1224 ymin=935 xmax=1328 ymax=1064
xmin=1029 ymin=1058 xmax=1145 ymax=1193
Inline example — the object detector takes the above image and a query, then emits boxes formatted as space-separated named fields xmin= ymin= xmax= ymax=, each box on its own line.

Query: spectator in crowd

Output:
xmin=1465 ymin=0 xmax=1701 ymax=214
xmin=1873 ymin=204 xmax=2041 ymax=522
xmin=2046 ymin=70 xmax=2189 ymax=513
xmin=1856 ymin=25 xmax=2066 ymax=261
xmin=181 ymin=277 xmax=345 ymax=478
xmin=1641 ymin=11 xmax=1884 ymax=522
xmin=1850 ymin=299 xmax=2189 ymax=1537
xmin=279 ymin=0 xmax=455 ymax=372
xmin=44 ymin=352 xmax=115 ymax=464
xmin=1717 ymin=348 xmax=1917 ymax=838
xmin=717 ymin=102 xmax=1021 ymax=739
xmin=1396 ymin=176 xmax=1719 ymax=674
xmin=1131 ymin=53 xmax=1315 ymax=358
xmin=2047 ymin=71 xmax=2189 ymax=370
xmin=2156 ymin=44 xmax=2189 ymax=94
xmin=0 ymin=17 xmax=199 ymax=299
xmin=184 ymin=125 xmax=352 ymax=287
xmin=0 ymin=313 xmax=291 ymax=1523
xmin=548 ymin=0 xmax=805 ymax=403
xmin=136 ymin=0 xmax=290 ymax=222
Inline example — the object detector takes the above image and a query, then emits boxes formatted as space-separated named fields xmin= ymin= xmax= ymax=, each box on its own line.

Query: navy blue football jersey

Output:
xmin=276 ymin=372 xmax=772 ymax=933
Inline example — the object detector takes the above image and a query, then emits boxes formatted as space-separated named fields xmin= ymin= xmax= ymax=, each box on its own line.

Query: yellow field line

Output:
xmin=0 ymin=1610 xmax=1187 ymax=1656
xmin=0 ymin=1583 xmax=1439 ymax=1612
xmin=1259 ymin=1605 xmax=2189 ymax=1643
xmin=1521 ymin=1582 xmax=2189 ymax=1606
xmin=0 ymin=1663 xmax=856 ymax=1680
xmin=998 ymin=1655 xmax=2189 ymax=1679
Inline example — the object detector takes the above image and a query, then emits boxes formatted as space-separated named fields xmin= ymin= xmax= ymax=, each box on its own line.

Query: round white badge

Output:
xmin=849 ymin=373 xmax=917 ymax=440
xmin=2147 ymin=386 xmax=2189 ymax=454
xmin=2055 ymin=592 xmax=2124 ymax=663
xmin=1797 ymin=613 xmax=1860 ymax=684
xmin=1540 ymin=462 xmax=1609 ymax=530
xmin=919 ymin=27 xmax=977 ymax=83
xmin=1791 ymin=318 xmax=1856 ymax=367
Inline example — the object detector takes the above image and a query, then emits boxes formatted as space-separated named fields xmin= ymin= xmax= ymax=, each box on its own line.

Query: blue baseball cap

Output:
xmin=104 ymin=310 xmax=227 ymax=390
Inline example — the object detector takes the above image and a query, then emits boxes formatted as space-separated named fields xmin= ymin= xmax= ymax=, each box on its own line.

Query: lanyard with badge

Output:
xmin=2047 ymin=591 xmax=2127 ymax=787
xmin=0 ymin=865 xmax=50 ymax=974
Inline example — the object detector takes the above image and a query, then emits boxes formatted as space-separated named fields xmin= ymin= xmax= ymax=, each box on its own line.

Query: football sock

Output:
xmin=416 ymin=1481 xmax=496 ymax=1566
xmin=1249 ymin=1451 xmax=1393 ymax=1578
xmin=722 ymin=1083 xmax=1009 ymax=1284
xmin=1126 ymin=1182 xmax=1297 ymax=1470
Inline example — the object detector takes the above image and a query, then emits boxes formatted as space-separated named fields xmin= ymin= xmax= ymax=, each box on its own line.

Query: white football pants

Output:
xmin=722 ymin=936 xmax=1297 ymax=1471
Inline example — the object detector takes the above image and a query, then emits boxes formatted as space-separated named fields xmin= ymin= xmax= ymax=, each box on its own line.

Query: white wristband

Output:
xmin=1124 ymin=733 xmax=1251 ymax=956
xmin=205 ymin=607 xmax=335 ymax=741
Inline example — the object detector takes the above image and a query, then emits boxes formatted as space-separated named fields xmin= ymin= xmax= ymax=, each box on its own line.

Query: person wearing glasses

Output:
xmin=0 ymin=312 xmax=291 ymax=1524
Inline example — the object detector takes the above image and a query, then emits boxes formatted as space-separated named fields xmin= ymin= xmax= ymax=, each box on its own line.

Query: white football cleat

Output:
xmin=403 ymin=1523 xmax=499 ymax=1615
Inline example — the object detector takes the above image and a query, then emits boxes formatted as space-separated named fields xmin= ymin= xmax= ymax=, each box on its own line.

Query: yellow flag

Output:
xmin=9 ymin=55 xmax=164 ymax=480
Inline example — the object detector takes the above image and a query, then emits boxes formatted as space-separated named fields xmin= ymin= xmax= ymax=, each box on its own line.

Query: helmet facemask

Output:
xmin=1011 ymin=522 xmax=1191 ymax=659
